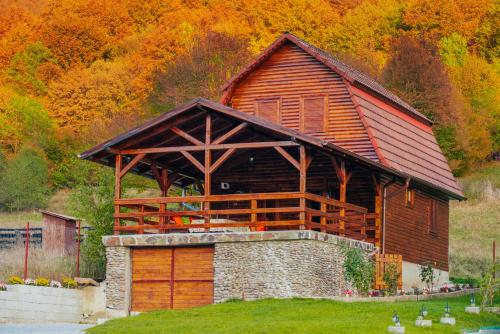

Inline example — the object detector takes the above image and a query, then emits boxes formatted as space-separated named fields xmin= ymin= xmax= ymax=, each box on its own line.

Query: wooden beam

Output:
xmin=210 ymin=148 xmax=236 ymax=174
xmin=299 ymin=145 xmax=307 ymax=229
xmin=212 ymin=122 xmax=248 ymax=144
xmin=274 ymin=146 xmax=300 ymax=170
xmin=171 ymin=126 xmax=203 ymax=145
xmin=114 ymin=154 xmax=122 ymax=235
xmin=119 ymin=153 xmax=146 ymax=178
xmin=150 ymin=162 xmax=165 ymax=192
xmin=166 ymin=172 xmax=180 ymax=190
xmin=305 ymin=151 xmax=314 ymax=170
xmin=113 ymin=141 xmax=299 ymax=155
xmin=180 ymin=151 xmax=205 ymax=173
xmin=330 ymin=157 xmax=343 ymax=183
xmin=204 ymin=114 xmax=212 ymax=230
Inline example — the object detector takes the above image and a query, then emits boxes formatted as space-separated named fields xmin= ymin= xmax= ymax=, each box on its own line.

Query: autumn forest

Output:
xmin=0 ymin=0 xmax=498 ymax=211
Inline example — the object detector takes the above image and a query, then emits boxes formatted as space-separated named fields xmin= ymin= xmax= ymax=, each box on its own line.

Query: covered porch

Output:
xmin=80 ymin=99 xmax=384 ymax=246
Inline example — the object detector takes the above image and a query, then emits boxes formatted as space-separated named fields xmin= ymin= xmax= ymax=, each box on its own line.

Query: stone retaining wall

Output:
xmin=214 ymin=240 xmax=350 ymax=302
xmin=103 ymin=231 xmax=375 ymax=315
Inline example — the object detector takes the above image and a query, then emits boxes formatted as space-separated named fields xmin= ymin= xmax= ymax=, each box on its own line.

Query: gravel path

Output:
xmin=0 ymin=323 xmax=93 ymax=334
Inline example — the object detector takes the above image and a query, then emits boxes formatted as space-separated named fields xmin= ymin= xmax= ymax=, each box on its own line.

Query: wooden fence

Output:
xmin=374 ymin=253 xmax=403 ymax=290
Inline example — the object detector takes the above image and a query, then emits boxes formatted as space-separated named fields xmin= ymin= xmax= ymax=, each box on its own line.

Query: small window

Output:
xmin=405 ymin=189 xmax=415 ymax=208
xmin=429 ymin=199 xmax=437 ymax=234
xmin=255 ymin=98 xmax=280 ymax=123
xmin=301 ymin=95 xmax=327 ymax=133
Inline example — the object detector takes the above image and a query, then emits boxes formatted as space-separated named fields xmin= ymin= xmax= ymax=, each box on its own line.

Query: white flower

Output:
xmin=50 ymin=280 xmax=62 ymax=288
xmin=0 ymin=282 xmax=7 ymax=291
xmin=24 ymin=278 xmax=35 ymax=285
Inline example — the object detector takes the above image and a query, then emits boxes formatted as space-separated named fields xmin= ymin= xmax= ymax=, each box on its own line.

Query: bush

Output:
xmin=35 ymin=277 xmax=49 ymax=286
xmin=8 ymin=276 xmax=23 ymax=284
xmin=383 ymin=263 xmax=400 ymax=296
xmin=341 ymin=246 xmax=374 ymax=295
xmin=62 ymin=278 xmax=77 ymax=289
xmin=69 ymin=169 xmax=114 ymax=279
xmin=419 ymin=263 xmax=436 ymax=291
xmin=0 ymin=146 xmax=50 ymax=210
xmin=450 ymin=276 xmax=479 ymax=287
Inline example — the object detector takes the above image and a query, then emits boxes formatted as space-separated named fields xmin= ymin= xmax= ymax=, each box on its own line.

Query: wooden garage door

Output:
xmin=131 ymin=246 xmax=214 ymax=311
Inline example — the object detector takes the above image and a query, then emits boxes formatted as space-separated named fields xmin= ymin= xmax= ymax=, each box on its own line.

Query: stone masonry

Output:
xmin=105 ymin=246 xmax=130 ymax=314
xmin=103 ymin=231 xmax=375 ymax=314
xmin=214 ymin=239 xmax=349 ymax=302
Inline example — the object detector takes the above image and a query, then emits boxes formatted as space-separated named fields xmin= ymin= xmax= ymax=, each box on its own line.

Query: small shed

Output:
xmin=41 ymin=211 xmax=78 ymax=255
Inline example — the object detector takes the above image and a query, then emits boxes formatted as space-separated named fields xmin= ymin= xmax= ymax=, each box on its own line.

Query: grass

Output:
xmin=0 ymin=245 xmax=76 ymax=282
xmin=87 ymin=295 xmax=499 ymax=334
xmin=450 ymin=161 xmax=500 ymax=278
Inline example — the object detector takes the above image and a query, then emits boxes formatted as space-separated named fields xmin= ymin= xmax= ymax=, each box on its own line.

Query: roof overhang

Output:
xmin=79 ymin=98 xmax=464 ymax=200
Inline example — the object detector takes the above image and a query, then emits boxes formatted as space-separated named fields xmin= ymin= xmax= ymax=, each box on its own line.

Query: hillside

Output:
xmin=449 ymin=161 xmax=500 ymax=278
xmin=0 ymin=0 xmax=498 ymax=216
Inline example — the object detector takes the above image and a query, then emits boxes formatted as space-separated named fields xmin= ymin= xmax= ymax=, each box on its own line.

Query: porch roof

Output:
xmin=79 ymin=98 xmax=464 ymax=200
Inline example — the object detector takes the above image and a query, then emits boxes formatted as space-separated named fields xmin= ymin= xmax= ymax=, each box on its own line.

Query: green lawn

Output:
xmin=87 ymin=296 xmax=499 ymax=334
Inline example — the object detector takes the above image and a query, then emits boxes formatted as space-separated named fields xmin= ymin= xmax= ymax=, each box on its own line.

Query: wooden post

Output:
xmin=320 ymin=201 xmax=327 ymax=233
xmin=24 ymin=222 xmax=29 ymax=280
xmin=114 ymin=154 xmax=122 ymax=235
xmin=76 ymin=220 xmax=80 ymax=277
xmin=339 ymin=160 xmax=346 ymax=236
xmin=204 ymin=114 xmax=211 ymax=231
xmin=299 ymin=145 xmax=307 ymax=229
xmin=251 ymin=199 xmax=257 ymax=231
xmin=160 ymin=168 xmax=168 ymax=233
xmin=372 ymin=174 xmax=382 ymax=248
xmin=494 ymin=240 xmax=496 ymax=279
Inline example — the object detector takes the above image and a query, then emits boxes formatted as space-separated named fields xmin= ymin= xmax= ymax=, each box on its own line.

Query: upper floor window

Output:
xmin=405 ymin=188 xmax=415 ymax=208
xmin=255 ymin=98 xmax=280 ymax=123
xmin=301 ymin=95 xmax=327 ymax=133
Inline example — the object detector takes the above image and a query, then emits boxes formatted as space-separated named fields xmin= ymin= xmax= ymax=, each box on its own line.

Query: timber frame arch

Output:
xmin=79 ymin=98 xmax=436 ymax=246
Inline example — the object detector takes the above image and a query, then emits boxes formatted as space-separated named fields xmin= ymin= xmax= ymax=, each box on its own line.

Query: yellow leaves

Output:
xmin=403 ymin=0 xmax=493 ymax=39
xmin=46 ymin=60 xmax=141 ymax=141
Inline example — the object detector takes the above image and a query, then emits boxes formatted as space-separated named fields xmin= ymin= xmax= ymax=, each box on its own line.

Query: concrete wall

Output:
xmin=0 ymin=285 xmax=105 ymax=323
xmin=402 ymin=261 xmax=449 ymax=290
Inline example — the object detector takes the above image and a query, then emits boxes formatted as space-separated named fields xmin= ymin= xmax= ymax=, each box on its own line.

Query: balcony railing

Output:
xmin=113 ymin=192 xmax=378 ymax=243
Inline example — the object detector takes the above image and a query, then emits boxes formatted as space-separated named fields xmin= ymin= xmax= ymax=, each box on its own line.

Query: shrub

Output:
xmin=341 ymin=246 xmax=374 ymax=295
xmin=450 ymin=276 xmax=479 ymax=287
xmin=383 ymin=263 xmax=400 ymax=296
xmin=69 ymin=169 xmax=114 ymax=279
xmin=0 ymin=146 xmax=50 ymax=210
xmin=419 ymin=263 xmax=436 ymax=291
xmin=35 ymin=277 xmax=49 ymax=286
xmin=63 ymin=278 xmax=77 ymax=289
xmin=480 ymin=263 xmax=499 ymax=309
xmin=8 ymin=276 xmax=23 ymax=284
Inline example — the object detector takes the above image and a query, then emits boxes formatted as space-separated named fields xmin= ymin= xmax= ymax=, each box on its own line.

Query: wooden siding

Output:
xmin=349 ymin=85 xmax=462 ymax=196
xmin=228 ymin=43 xmax=378 ymax=161
xmin=131 ymin=246 xmax=214 ymax=311
xmin=384 ymin=184 xmax=449 ymax=271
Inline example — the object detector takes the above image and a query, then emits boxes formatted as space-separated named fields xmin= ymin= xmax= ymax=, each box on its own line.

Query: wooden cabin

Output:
xmin=80 ymin=33 xmax=463 ymax=312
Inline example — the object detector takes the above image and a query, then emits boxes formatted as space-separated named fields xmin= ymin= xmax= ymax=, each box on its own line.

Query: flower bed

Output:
xmin=1 ymin=275 xmax=79 ymax=291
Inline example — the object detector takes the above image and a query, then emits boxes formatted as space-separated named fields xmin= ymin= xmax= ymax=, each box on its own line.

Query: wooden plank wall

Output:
xmin=384 ymin=183 xmax=449 ymax=271
xmin=228 ymin=42 xmax=378 ymax=161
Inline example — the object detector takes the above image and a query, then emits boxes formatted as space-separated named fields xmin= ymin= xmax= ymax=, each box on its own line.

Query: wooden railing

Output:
xmin=114 ymin=192 xmax=377 ymax=242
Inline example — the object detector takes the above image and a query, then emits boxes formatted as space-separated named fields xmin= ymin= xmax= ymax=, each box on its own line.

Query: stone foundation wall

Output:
xmin=102 ymin=231 xmax=374 ymax=314
xmin=214 ymin=240 xmax=349 ymax=302
xmin=105 ymin=246 xmax=130 ymax=314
